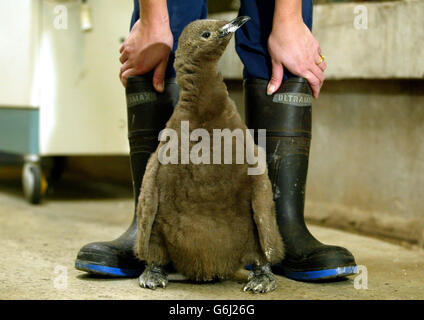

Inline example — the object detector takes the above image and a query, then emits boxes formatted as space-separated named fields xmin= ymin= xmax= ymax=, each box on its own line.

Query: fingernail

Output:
xmin=267 ymin=84 xmax=275 ymax=96
xmin=157 ymin=81 xmax=164 ymax=92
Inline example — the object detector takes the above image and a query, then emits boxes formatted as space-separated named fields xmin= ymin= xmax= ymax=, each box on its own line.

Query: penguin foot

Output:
xmin=243 ymin=264 xmax=277 ymax=293
xmin=139 ymin=265 xmax=168 ymax=290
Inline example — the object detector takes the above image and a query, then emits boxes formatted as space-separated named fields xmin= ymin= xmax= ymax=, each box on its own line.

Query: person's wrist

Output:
xmin=135 ymin=20 xmax=173 ymax=47
xmin=140 ymin=12 xmax=170 ymax=29
xmin=140 ymin=19 xmax=172 ymax=38
xmin=272 ymin=15 xmax=303 ymax=35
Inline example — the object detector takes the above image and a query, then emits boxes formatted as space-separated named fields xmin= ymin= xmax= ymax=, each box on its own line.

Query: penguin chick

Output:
xmin=134 ymin=17 xmax=284 ymax=293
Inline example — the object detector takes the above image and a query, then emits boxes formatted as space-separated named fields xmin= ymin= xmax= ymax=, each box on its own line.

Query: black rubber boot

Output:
xmin=75 ymin=76 xmax=178 ymax=277
xmin=245 ymin=77 xmax=357 ymax=281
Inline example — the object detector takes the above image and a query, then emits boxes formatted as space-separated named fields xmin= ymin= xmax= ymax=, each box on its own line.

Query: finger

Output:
xmin=119 ymin=68 xmax=127 ymax=87
xmin=310 ymin=63 xmax=325 ymax=87
xmin=119 ymin=42 xmax=125 ymax=54
xmin=121 ymin=68 xmax=136 ymax=87
xmin=120 ymin=60 xmax=132 ymax=75
xmin=120 ymin=61 xmax=132 ymax=85
xmin=119 ymin=50 xmax=129 ymax=64
xmin=267 ymin=60 xmax=284 ymax=95
xmin=303 ymin=71 xmax=321 ymax=98
xmin=119 ymin=64 xmax=125 ymax=84
xmin=119 ymin=69 xmax=126 ymax=87
xmin=319 ymin=61 xmax=327 ymax=72
xmin=152 ymin=58 xmax=168 ymax=93
xmin=315 ymin=52 xmax=327 ymax=72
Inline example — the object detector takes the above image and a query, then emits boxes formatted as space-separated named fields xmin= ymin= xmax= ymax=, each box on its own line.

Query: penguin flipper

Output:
xmin=250 ymin=156 xmax=285 ymax=264
xmin=134 ymin=150 xmax=160 ymax=261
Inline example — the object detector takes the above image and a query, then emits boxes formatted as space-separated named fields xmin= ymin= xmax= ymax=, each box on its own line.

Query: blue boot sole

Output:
xmin=75 ymin=260 xmax=143 ymax=278
xmin=281 ymin=265 xmax=358 ymax=281
xmin=246 ymin=264 xmax=357 ymax=281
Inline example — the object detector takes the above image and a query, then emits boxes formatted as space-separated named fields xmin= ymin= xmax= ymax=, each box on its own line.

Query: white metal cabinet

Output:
xmin=0 ymin=0 xmax=134 ymax=202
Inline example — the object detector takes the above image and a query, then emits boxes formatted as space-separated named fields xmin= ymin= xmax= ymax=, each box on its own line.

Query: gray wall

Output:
xmin=225 ymin=79 xmax=424 ymax=247
xmin=307 ymin=80 xmax=424 ymax=246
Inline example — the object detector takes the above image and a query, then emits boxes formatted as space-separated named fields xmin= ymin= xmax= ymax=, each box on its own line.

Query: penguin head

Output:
xmin=175 ymin=16 xmax=250 ymax=66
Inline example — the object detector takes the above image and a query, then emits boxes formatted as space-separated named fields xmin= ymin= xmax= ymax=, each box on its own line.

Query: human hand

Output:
xmin=119 ymin=19 xmax=173 ymax=91
xmin=267 ymin=18 xmax=326 ymax=98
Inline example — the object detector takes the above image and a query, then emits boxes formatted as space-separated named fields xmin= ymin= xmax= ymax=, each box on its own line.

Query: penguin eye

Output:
xmin=201 ymin=31 xmax=211 ymax=39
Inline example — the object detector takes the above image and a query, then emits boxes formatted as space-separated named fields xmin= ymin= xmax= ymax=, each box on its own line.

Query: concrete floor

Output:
xmin=0 ymin=171 xmax=423 ymax=300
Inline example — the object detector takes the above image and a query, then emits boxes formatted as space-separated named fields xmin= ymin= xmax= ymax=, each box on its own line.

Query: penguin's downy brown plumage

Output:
xmin=134 ymin=18 xmax=284 ymax=292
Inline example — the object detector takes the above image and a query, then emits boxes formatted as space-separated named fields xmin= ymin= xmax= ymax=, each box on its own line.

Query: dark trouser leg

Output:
xmin=238 ymin=0 xmax=357 ymax=280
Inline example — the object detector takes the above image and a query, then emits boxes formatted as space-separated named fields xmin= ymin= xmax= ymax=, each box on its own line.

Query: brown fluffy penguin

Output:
xmin=134 ymin=17 xmax=284 ymax=293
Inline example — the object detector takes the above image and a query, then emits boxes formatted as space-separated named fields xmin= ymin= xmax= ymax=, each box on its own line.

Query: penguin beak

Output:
xmin=218 ymin=16 xmax=251 ymax=38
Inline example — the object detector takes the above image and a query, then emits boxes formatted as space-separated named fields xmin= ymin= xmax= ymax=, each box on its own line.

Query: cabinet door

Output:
xmin=38 ymin=0 xmax=132 ymax=155
xmin=0 ymin=0 xmax=41 ymax=108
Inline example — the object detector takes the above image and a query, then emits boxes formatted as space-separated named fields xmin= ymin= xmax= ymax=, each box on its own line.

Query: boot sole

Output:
xmin=75 ymin=260 xmax=143 ymax=278
xmin=280 ymin=265 xmax=358 ymax=281
xmin=246 ymin=264 xmax=358 ymax=281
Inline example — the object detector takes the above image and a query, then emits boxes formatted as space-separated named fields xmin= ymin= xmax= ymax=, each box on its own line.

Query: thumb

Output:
xmin=267 ymin=60 xmax=284 ymax=95
xmin=152 ymin=59 xmax=168 ymax=93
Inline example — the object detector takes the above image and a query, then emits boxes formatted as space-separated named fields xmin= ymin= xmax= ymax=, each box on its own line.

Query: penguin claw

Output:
xmin=243 ymin=268 xmax=277 ymax=294
xmin=139 ymin=265 xmax=168 ymax=290
xmin=253 ymin=283 xmax=264 ymax=292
